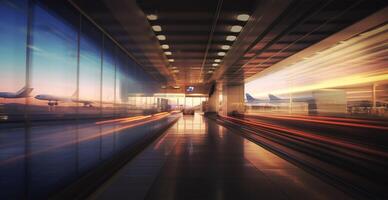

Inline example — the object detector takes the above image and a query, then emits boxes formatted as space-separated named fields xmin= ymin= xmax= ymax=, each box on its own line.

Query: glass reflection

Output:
xmin=30 ymin=5 xmax=78 ymax=116
xmin=0 ymin=0 xmax=28 ymax=121
xmin=79 ymin=17 xmax=102 ymax=115
xmin=102 ymin=37 xmax=116 ymax=116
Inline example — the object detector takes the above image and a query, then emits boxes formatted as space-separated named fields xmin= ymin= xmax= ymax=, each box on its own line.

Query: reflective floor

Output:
xmin=90 ymin=114 xmax=351 ymax=200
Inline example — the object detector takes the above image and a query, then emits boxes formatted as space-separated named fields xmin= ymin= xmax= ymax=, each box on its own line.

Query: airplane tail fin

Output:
xmin=72 ymin=89 xmax=79 ymax=99
xmin=268 ymin=94 xmax=282 ymax=101
xmin=245 ymin=93 xmax=256 ymax=101
xmin=16 ymin=87 xmax=33 ymax=97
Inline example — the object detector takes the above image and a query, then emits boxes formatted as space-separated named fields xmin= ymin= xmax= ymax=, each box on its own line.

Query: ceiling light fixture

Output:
xmin=226 ymin=35 xmax=236 ymax=41
xmin=214 ymin=59 xmax=221 ymax=62
xmin=212 ymin=63 xmax=219 ymax=66
xmin=161 ymin=44 xmax=169 ymax=49
xmin=221 ymin=45 xmax=230 ymax=50
xmin=152 ymin=25 xmax=162 ymax=32
xmin=217 ymin=52 xmax=226 ymax=56
xmin=147 ymin=14 xmax=158 ymax=21
xmin=230 ymin=25 xmax=242 ymax=33
xmin=237 ymin=14 xmax=249 ymax=21
xmin=165 ymin=51 xmax=172 ymax=55
xmin=157 ymin=35 xmax=166 ymax=40
xmin=168 ymin=59 xmax=174 ymax=62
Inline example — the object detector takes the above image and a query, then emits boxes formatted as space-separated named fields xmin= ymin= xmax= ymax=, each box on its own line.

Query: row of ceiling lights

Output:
xmin=207 ymin=13 xmax=250 ymax=74
xmin=146 ymin=14 xmax=179 ymax=74
xmin=146 ymin=13 xmax=250 ymax=76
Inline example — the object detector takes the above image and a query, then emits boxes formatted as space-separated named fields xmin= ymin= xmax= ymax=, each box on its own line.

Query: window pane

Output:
xmin=102 ymin=37 xmax=116 ymax=116
xmin=0 ymin=0 xmax=28 ymax=121
xmin=79 ymin=18 xmax=101 ymax=116
xmin=115 ymin=51 xmax=129 ymax=115
xmin=30 ymin=5 xmax=78 ymax=118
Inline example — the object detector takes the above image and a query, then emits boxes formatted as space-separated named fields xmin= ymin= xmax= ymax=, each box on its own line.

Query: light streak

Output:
xmin=257 ymin=72 xmax=388 ymax=96
xmin=1 ymin=113 xmax=176 ymax=149
xmin=246 ymin=24 xmax=388 ymax=97
xmin=220 ymin=114 xmax=388 ymax=158
xmin=0 ymin=113 xmax=172 ymax=165
xmin=245 ymin=113 xmax=388 ymax=130
xmin=95 ymin=115 xmax=151 ymax=125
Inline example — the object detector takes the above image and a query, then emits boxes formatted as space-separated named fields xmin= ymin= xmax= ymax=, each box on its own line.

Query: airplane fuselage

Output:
xmin=35 ymin=94 xmax=93 ymax=107
xmin=0 ymin=92 xmax=20 ymax=98
xmin=35 ymin=94 xmax=71 ymax=102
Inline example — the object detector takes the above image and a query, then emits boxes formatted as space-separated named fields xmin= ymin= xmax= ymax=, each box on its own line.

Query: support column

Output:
xmin=223 ymin=84 xmax=245 ymax=116
xmin=207 ymin=83 xmax=220 ymax=113
xmin=372 ymin=83 xmax=377 ymax=109
xmin=207 ymin=82 xmax=245 ymax=116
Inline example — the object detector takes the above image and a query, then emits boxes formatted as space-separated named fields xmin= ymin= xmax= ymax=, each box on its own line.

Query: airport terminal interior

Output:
xmin=0 ymin=0 xmax=387 ymax=199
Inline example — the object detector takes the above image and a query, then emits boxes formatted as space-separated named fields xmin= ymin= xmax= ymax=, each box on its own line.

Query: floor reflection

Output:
xmin=0 ymin=113 xmax=178 ymax=199
xmin=93 ymin=113 xmax=351 ymax=200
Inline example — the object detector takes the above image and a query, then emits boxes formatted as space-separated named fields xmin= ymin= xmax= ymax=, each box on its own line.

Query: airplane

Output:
xmin=245 ymin=93 xmax=269 ymax=104
xmin=0 ymin=87 xmax=33 ymax=98
xmin=35 ymin=90 xmax=94 ymax=107
xmin=269 ymin=94 xmax=315 ymax=103
xmin=246 ymin=93 xmax=314 ymax=104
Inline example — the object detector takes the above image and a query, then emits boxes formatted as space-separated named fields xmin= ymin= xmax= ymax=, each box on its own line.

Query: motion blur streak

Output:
xmin=253 ymin=114 xmax=382 ymax=124
xmin=273 ymin=72 xmax=388 ymax=96
xmin=246 ymin=24 xmax=388 ymax=97
xmin=0 ymin=112 xmax=172 ymax=165
xmin=220 ymin=115 xmax=388 ymax=158
xmin=95 ymin=115 xmax=151 ymax=125
xmin=0 ymin=115 xmax=153 ymax=149
xmin=245 ymin=113 xmax=388 ymax=130
xmin=153 ymin=112 xmax=169 ymax=117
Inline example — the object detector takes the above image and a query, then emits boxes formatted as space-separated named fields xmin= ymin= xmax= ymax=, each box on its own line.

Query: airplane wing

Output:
xmin=74 ymin=99 xmax=94 ymax=107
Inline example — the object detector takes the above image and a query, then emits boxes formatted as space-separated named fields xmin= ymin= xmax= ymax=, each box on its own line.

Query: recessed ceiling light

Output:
xmin=147 ymin=14 xmax=158 ymax=21
xmin=212 ymin=63 xmax=219 ymax=66
xmin=230 ymin=25 xmax=242 ymax=33
xmin=237 ymin=14 xmax=249 ymax=21
xmin=214 ymin=59 xmax=221 ymax=62
xmin=226 ymin=35 xmax=236 ymax=41
xmin=168 ymin=59 xmax=174 ymax=62
xmin=161 ymin=44 xmax=169 ymax=49
xmin=221 ymin=45 xmax=230 ymax=50
xmin=172 ymin=70 xmax=179 ymax=73
xmin=217 ymin=52 xmax=226 ymax=56
xmin=165 ymin=51 xmax=172 ymax=55
xmin=152 ymin=25 xmax=162 ymax=32
xmin=157 ymin=35 xmax=166 ymax=40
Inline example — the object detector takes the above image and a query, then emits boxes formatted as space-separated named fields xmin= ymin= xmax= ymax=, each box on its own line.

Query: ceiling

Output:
xmin=73 ymin=0 xmax=387 ymax=87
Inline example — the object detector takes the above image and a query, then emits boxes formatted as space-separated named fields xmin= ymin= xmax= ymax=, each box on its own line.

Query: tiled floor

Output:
xmin=89 ymin=114 xmax=351 ymax=200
